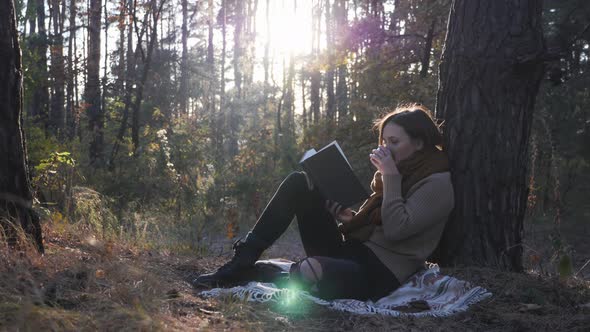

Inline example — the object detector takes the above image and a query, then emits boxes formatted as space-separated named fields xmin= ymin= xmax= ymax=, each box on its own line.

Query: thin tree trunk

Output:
xmin=206 ymin=0 xmax=214 ymax=67
xmin=389 ymin=0 xmax=400 ymax=32
xmin=219 ymin=0 xmax=228 ymax=159
xmin=228 ymin=0 xmax=243 ymax=156
xmin=49 ymin=0 xmax=65 ymax=136
xmin=101 ymin=0 xmax=109 ymax=120
xmin=74 ymin=12 xmax=80 ymax=140
xmin=28 ymin=0 xmax=50 ymax=128
xmin=116 ymin=0 xmax=126 ymax=91
xmin=263 ymin=0 xmax=269 ymax=116
xmin=325 ymin=0 xmax=335 ymax=121
xmin=108 ymin=0 xmax=136 ymax=168
xmin=178 ymin=0 xmax=188 ymax=115
xmin=86 ymin=0 xmax=103 ymax=165
xmin=206 ymin=0 xmax=216 ymax=139
xmin=220 ymin=0 xmax=226 ymax=113
xmin=66 ymin=0 xmax=77 ymax=139
xmin=310 ymin=71 xmax=320 ymax=124
xmin=419 ymin=17 xmax=436 ymax=78
xmin=335 ymin=0 xmax=347 ymax=120
xmin=130 ymin=0 xmax=166 ymax=155
xmin=310 ymin=0 xmax=321 ymax=124
xmin=233 ymin=0 xmax=243 ymax=99
xmin=301 ymin=68 xmax=307 ymax=130
xmin=244 ymin=0 xmax=257 ymax=87
xmin=433 ymin=0 xmax=545 ymax=270
xmin=0 ymin=0 xmax=44 ymax=253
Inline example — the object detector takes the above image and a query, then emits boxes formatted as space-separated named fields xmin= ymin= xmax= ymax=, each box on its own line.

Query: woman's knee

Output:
xmin=293 ymin=257 xmax=323 ymax=283
xmin=289 ymin=256 xmax=369 ymax=300
xmin=281 ymin=171 xmax=312 ymax=193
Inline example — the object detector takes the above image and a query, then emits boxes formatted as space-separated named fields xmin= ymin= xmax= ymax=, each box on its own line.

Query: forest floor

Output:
xmin=0 ymin=220 xmax=589 ymax=331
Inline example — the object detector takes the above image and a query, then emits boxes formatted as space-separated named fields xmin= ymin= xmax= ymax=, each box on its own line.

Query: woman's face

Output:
xmin=382 ymin=122 xmax=423 ymax=162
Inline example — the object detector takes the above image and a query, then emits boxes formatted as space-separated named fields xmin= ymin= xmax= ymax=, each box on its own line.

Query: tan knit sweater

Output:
xmin=364 ymin=172 xmax=454 ymax=283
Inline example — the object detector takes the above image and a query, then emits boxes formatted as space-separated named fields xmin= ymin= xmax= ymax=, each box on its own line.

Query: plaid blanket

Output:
xmin=199 ymin=260 xmax=492 ymax=317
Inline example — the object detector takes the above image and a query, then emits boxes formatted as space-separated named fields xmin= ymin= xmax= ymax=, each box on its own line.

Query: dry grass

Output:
xmin=0 ymin=219 xmax=588 ymax=331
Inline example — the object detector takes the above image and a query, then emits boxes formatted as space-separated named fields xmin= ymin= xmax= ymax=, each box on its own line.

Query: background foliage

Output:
xmin=16 ymin=0 xmax=589 ymax=269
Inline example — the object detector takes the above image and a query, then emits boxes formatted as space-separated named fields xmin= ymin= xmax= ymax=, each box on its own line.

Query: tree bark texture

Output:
xmin=0 ymin=0 xmax=44 ymax=253
xmin=434 ymin=0 xmax=545 ymax=271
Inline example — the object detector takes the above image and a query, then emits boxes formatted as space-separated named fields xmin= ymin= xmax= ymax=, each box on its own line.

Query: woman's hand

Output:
xmin=325 ymin=200 xmax=354 ymax=223
xmin=370 ymin=145 xmax=399 ymax=175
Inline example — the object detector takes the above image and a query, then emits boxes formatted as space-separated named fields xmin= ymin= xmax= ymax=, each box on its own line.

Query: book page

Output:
xmin=333 ymin=141 xmax=352 ymax=169
xmin=317 ymin=141 xmax=335 ymax=153
xmin=316 ymin=141 xmax=352 ymax=169
xmin=300 ymin=148 xmax=317 ymax=163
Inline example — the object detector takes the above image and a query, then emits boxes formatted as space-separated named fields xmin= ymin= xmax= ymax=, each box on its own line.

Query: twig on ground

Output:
xmin=574 ymin=259 xmax=590 ymax=277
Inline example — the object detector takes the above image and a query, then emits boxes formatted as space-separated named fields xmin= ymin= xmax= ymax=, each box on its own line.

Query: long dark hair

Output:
xmin=374 ymin=103 xmax=443 ymax=149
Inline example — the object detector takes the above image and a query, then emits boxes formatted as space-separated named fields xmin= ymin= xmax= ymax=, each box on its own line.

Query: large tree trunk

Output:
xmin=434 ymin=0 xmax=545 ymax=271
xmin=0 ymin=0 xmax=44 ymax=253
xmin=86 ymin=0 xmax=103 ymax=165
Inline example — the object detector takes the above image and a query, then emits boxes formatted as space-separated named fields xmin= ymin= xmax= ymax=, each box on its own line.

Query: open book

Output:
xmin=299 ymin=141 xmax=369 ymax=207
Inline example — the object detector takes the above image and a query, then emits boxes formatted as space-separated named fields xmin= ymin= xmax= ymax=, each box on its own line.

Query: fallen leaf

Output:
xmin=95 ymin=269 xmax=105 ymax=279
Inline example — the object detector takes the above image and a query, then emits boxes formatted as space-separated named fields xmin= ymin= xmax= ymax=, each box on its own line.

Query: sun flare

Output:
xmin=256 ymin=0 xmax=317 ymax=58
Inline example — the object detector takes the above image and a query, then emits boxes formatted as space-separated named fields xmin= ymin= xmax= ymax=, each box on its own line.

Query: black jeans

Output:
xmin=247 ymin=171 xmax=400 ymax=301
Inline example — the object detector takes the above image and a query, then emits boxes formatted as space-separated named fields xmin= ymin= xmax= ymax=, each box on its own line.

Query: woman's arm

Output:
xmin=379 ymin=174 xmax=454 ymax=242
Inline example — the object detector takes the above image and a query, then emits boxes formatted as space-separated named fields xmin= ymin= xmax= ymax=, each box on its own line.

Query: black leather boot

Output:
xmin=193 ymin=238 xmax=264 ymax=287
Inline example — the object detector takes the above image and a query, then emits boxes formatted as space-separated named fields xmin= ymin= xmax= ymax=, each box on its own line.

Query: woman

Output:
xmin=194 ymin=104 xmax=454 ymax=301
